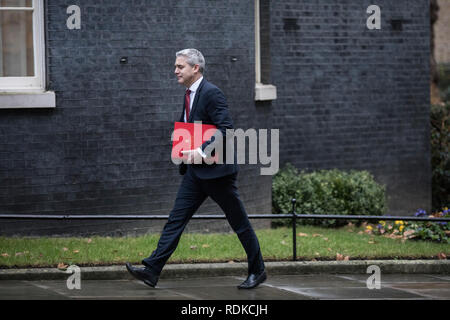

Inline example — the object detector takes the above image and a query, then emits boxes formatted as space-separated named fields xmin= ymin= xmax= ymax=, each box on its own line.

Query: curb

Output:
xmin=0 ymin=260 xmax=449 ymax=281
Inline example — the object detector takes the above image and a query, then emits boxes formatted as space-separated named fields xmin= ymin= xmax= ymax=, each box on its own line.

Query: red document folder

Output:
xmin=171 ymin=122 xmax=218 ymax=160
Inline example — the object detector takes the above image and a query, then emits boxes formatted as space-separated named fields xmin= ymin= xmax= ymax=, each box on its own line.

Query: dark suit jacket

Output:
xmin=178 ymin=78 xmax=238 ymax=179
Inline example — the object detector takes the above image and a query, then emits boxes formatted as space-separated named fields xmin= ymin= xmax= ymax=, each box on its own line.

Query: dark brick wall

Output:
xmin=269 ymin=0 xmax=431 ymax=215
xmin=0 ymin=0 xmax=271 ymax=236
xmin=0 ymin=0 xmax=432 ymax=236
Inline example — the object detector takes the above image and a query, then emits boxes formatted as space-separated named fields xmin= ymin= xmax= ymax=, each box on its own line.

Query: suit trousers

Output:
xmin=142 ymin=167 xmax=265 ymax=276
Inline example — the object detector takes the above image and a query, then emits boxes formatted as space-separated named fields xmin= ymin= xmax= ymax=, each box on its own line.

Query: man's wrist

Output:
xmin=196 ymin=147 xmax=207 ymax=158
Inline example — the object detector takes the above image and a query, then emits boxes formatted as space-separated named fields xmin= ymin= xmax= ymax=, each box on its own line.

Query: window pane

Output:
xmin=0 ymin=10 xmax=34 ymax=77
xmin=0 ymin=0 xmax=32 ymax=8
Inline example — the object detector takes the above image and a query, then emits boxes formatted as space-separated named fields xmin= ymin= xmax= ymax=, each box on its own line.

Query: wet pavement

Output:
xmin=1 ymin=273 xmax=449 ymax=300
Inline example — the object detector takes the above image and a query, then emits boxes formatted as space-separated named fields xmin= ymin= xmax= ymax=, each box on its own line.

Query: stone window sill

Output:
xmin=255 ymin=83 xmax=277 ymax=101
xmin=0 ymin=91 xmax=56 ymax=109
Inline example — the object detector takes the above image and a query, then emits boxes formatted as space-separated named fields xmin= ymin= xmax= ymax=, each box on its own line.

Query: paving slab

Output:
xmin=0 ymin=281 xmax=68 ymax=300
xmin=0 ymin=273 xmax=448 ymax=300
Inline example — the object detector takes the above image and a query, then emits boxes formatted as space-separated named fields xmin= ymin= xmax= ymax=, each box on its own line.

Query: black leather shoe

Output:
xmin=125 ymin=262 xmax=158 ymax=288
xmin=237 ymin=271 xmax=267 ymax=289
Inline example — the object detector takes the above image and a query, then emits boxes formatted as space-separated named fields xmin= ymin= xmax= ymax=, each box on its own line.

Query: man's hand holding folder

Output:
xmin=181 ymin=149 xmax=206 ymax=164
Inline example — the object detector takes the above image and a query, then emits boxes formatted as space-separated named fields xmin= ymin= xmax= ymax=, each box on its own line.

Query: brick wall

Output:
xmin=0 ymin=0 xmax=432 ymax=236
xmin=269 ymin=0 xmax=431 ymax=215
xmin=0 ymin=0 xmax=271 ymax=236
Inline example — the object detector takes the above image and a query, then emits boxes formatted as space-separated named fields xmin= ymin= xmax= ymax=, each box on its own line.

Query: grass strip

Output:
xmin=0 ymin=226 xmax=448 ymax=268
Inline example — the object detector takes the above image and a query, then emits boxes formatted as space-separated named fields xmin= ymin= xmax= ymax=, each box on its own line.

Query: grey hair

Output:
xmin=176 ymin=48 xmax=205 ymax=74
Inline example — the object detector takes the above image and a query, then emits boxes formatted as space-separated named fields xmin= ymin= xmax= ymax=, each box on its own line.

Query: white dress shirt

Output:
xmin=183 ymin=76 xmax=206 ymax=159
xmin=184 ymin=76 xmax=203 ymax=123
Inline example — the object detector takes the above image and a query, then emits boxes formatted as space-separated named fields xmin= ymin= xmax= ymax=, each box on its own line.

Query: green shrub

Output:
xmin=272 ymin=164 xmax=387 ymax=227
xmin=431 ymin=102 xmax=450 ymax=212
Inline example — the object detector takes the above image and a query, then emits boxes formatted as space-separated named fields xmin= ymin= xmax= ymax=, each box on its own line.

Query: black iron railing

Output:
xmin=1 ymin=198 xmax=449 ymax=261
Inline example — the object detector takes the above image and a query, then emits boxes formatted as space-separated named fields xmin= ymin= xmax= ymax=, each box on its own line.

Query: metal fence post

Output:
xmin=291 ymin=198 xmax=297 ymax=261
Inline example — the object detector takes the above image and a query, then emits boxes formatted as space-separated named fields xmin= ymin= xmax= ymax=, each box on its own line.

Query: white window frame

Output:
xmin=0 ymin=0 xmax=45 ymax=91
xmin=0 ymin=0 xmax=54 ymax=108
xmin=254 ymin=0 xmax=276 ymax=101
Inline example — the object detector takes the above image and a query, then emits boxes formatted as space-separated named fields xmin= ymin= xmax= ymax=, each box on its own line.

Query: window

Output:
xmin=0 ymin=0 xmax=54 ymax=108
xmin=254 ymin=0 xmax=276 ymax=101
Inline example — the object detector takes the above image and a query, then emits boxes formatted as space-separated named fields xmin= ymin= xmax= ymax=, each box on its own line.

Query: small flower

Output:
xmin=415 ymin=209 xmax=427 ymax=217
xmin=399 ymin=225 xmax=404 ymax=232
xmin=395 ymin=220 xmax=404 ymax=225
xmin=433 ymin=211 xmax=444 ymax=217
xmin=366 ymin=225 xmax=373 ymax=230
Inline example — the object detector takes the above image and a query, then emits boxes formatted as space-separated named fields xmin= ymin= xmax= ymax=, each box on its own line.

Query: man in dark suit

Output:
xmin=126 ymin=49 xmax=266 ymax=289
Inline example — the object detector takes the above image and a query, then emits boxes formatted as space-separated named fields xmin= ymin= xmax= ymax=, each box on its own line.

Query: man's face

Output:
xmin=174 ymin=56 xmax=199 ymax=88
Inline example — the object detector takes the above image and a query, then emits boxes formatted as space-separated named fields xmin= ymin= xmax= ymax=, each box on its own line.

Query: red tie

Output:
xmin=185 ymin=89 xmax=191 ymax=122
